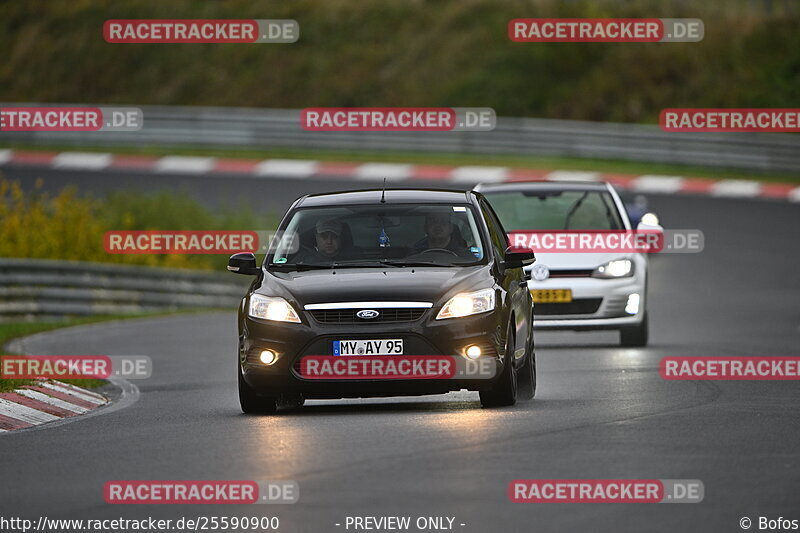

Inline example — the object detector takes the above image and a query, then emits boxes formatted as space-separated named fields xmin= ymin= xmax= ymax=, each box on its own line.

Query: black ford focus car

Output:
xmin=228 ymin=189 xmax=535 ymax=413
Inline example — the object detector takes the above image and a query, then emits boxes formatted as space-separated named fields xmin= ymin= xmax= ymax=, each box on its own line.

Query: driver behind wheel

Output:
xmin=291 ymin=218 xmax=347 ymax=263
xmin=413 ymin=212 xmax=473 ymax=259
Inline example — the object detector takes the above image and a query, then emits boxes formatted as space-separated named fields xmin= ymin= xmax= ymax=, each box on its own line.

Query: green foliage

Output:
xmin=0 ymin=177 xmax=276 ymax=269
xmin=0 ymin=0 xmax=797 ymax=122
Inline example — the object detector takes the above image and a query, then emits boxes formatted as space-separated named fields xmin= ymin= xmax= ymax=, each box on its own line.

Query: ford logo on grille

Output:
xmin=356 ymin=309 xmax=380 ymax=319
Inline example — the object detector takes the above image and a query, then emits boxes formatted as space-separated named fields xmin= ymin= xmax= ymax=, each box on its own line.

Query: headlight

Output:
xmin=592 ymin=259 xmax=634 ymax=279
xmin=640 ymin=212 xmax=660 ymax=226
xmin=248 ymin=294 xmax=301 ymax=323
xmin=436 ymin=288 xmax=495 ymax=320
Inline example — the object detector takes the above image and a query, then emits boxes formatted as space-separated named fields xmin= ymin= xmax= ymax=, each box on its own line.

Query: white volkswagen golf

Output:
xmin=476 ymin=181 xmax=658 ymax=347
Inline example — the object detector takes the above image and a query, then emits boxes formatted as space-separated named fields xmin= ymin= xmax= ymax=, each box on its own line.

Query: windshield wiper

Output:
xmin=270 ymin=262 xmax=333 ymax=271
xmin=599 ymin=194 xmax=621 ymax=229
xmin=271 ymin=260 xmax=402 ymax=271
xmin=379 ymin=259 xmax=456 ymax=267
xmin=272 ymin=259 xmax=469 ymax=270
xmin=564 ymin=191 xmax=590 ymax=230
xmin=330 ymin=260 xmax=403 ymax=268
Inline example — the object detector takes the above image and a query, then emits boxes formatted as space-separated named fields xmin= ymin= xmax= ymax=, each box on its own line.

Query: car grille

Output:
xmin=547 ymin=269 xmax=594 ymax=278
xmin=534 ymin=298 xmax=602 ymax=316
xmin=309 ymin=308 xmax=427 ymax=324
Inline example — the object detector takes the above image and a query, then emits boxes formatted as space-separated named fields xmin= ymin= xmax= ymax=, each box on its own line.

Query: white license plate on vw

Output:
xmin=334 ymin=339 xmax=403 ymax=356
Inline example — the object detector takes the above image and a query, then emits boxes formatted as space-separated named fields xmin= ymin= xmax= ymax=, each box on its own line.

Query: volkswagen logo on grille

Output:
xmin=531 ymin=263 xmax=550 ymax=281
xmin=356 ymin=309 xmax=380 ymax=319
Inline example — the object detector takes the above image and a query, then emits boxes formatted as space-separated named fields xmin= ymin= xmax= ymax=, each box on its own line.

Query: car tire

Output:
xmin=238 ymin=365 xmax=278 ymax=414
xmin=517 ymin=327 xmax=536 ymax=401
xmin=620 ymin=312 xmax=649 ymax=347
xmin=480 ymin=323 xmax=517 ymax=408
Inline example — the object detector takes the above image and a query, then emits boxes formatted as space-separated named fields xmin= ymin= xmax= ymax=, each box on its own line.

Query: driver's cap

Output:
xmin=316 ymin=218 xmax=343 ymax=236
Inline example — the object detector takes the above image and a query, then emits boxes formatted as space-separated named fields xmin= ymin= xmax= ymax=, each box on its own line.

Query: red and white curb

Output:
xmin=0 ymin=380 xmax=107 ymax=432
xmin=1 ymin=149 xmax=798 ymax=202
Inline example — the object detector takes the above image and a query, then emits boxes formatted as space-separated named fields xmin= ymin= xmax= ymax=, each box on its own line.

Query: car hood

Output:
xmin=526 ymin=252 xmax=635 ymax=270
xmin=258 ymin=265 xmax=492 ymax=307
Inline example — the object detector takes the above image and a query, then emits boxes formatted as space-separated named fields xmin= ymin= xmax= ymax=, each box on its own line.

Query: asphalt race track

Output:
xmin=1 ymin=169 xmax=799 ymax=533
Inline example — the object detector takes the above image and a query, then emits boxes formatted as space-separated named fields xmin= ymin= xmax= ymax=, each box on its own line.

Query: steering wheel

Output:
xmin=420 ymin=248 xmax=459 ymax=257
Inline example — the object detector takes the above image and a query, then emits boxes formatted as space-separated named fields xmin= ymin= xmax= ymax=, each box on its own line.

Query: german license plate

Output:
xmin=334 ymin=339 xmax=403 ymax=356
xmin=531 ymin=289 xmax=573 ymax=303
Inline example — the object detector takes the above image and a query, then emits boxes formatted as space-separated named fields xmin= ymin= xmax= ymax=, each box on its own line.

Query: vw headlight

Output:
xmin=592 ymin=259 xmax=634 ymax=279
xmin=640 ymin=212 xmax=660 ymax=226
xmin=248 ymin=294 xmax=301 ymax=323
xmin=436 ymin=288 xmax=495 ymax=320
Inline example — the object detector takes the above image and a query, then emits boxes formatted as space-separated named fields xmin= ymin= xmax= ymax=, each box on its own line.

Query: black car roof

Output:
xmin=476 ymin=181 xmax=610 ymax=193
xmin=296 ymin=188 xmax=474 ymax=207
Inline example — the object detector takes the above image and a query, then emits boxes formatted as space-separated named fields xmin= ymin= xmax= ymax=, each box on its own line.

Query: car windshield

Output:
xmin=481 ymin=190 xmax=624 ymax=230
xmin=267 ymin=203 xmax=486 ymax=269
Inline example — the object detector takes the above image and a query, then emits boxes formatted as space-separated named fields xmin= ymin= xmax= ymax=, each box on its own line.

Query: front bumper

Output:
xmin=239 ymin=309 xmax=507 ymax=399
xmin=530 ymin=275 xmax=645 ymax=331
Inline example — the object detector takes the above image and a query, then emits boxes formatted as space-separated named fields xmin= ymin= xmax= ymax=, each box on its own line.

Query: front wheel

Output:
xmin=238 ymin=365 xmax=278 ymax=414
xmin=517 ymin=327 xmax=536 ymax=401
xmin=620 ymin=312 xmax=649 ymax=347
xmin=480 ymin=324 xmax=517 ymax=408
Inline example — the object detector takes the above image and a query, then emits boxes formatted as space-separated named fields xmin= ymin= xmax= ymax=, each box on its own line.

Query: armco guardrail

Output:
xmin=1 ymin=104 xmax=799 ymax=174
xmin=0 ymin=258 xmax=249 ymax=318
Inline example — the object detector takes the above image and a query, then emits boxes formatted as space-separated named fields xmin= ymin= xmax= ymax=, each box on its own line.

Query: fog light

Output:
xmin=259 ymin=350 xmax=277 ymax=365
xmin=465 ymin=345 xmax=482 ymax=359
xmin=625 ymin=293 xmax=640 ymax=315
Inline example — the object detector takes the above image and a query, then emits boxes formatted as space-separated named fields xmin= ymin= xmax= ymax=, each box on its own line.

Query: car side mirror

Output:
xmin=503 ymin=245 xmax=536 ymax=269
xmin=228 ymin=252 xmax=259 ymax=275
